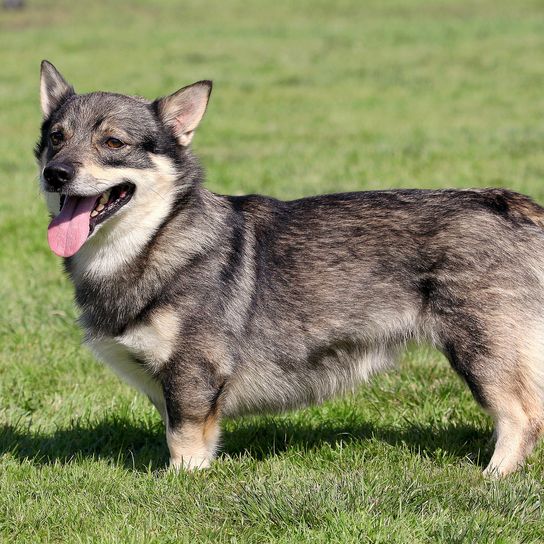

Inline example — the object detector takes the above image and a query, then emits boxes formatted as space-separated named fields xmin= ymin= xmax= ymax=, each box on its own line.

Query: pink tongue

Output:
xmin=47 ymin=195 xmax=98 ymax=257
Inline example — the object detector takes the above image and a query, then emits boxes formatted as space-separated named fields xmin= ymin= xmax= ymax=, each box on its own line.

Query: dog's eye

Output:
xmin=50 ymin=131 xmax=64 ymax=146
xmin=105 ymin=137 xmax=125 ymax=149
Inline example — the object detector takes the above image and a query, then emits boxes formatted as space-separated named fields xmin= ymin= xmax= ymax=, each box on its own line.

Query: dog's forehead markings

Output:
xmin=55 ymin=92 xmax=155 ymax=133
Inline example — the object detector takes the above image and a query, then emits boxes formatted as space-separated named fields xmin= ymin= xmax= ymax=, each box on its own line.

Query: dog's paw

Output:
xmin=169 ymin=456 xmax=211 ymax=472
xmin=482 ymin=464 xmax=502 ymax=479
xmin=482 ymin=461 xmax=521 ymax=479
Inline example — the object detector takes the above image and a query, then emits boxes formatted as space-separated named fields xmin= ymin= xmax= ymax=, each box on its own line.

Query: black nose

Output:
xmin=43 ymin=163 xmax=75 ymax=189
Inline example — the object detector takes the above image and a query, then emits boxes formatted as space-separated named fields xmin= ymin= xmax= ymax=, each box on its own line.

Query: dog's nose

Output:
xmin=43 ymin=163 xmax=75 ymax=189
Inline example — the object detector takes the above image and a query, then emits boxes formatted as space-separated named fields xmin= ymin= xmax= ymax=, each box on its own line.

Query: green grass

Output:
xmin=1 ymin=0 xmax=544 ymax=541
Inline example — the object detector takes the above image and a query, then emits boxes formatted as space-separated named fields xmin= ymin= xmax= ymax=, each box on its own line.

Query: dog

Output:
xmin=36 ymin=60 xmax=544 ymax=476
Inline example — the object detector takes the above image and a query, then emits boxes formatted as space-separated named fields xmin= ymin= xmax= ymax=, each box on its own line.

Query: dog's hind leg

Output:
xmin=483 ymin=332 xmax=544 ymax=477
xmin=483 ymin=395 xmax=542 ymax=478
xmin=442 ymin=326 xmax=544 ymax=478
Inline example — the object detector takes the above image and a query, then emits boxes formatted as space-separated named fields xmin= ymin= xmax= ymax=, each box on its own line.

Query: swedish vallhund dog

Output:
xmin=36 ymin=60 xmax=544 ymax=477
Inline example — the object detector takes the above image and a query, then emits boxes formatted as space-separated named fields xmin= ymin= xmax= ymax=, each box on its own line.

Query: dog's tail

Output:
xmin=488 ymin=189 xmax=544 ymax=229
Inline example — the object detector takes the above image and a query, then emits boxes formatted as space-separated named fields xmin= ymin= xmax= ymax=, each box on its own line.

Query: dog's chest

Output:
xmin=83 ymin=309 xmax=180 ymax=408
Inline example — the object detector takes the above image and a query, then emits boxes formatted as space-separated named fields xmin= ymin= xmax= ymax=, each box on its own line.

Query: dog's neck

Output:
xmin=68 ymin=184 xmax=226 ymax=336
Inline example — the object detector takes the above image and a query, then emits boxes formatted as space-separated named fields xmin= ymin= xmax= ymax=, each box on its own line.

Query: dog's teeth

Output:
xmin=90 ymin=210 xmax=99 ymax=217
xmin=99 ymin=193 xmax=109 ymax=205
xmin=96 ymin=203 xmax=105 ymax=212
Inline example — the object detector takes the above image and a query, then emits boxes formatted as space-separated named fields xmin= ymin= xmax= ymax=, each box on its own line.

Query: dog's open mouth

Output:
xmin=62 ymin=183 xmax=135 ymax=230
xmin=47 ymin=182 xmax=135 ymax=258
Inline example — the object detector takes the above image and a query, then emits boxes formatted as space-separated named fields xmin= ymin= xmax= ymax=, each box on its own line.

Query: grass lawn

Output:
xmin=1 ymin=0 xmax=544 ymax=541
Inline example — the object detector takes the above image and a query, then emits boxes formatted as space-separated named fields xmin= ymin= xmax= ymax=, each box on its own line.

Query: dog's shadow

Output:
xmin=0 ymin=417 xmax=169 ymax=471
xmin=0 ymin=415 xmax=490 ymax=472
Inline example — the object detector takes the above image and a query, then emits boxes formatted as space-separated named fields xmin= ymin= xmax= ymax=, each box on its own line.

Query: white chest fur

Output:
xmin=84 ymin=309 xmax=180 ymax=421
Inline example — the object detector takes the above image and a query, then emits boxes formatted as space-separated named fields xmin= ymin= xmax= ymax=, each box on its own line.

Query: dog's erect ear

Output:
xmin=155 ymin=81 xmax=212 ymax=146
xmin=40 ymin=60 xmax=75 ymax=118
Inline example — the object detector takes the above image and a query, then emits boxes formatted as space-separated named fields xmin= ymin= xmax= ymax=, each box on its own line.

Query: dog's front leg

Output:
xmin=161 ymin=364 xmax=223 ymax=471
xmin=166 ymin=417 xmax=221 ymax=471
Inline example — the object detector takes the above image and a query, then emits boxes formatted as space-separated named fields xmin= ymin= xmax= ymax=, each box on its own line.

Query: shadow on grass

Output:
xmin=0 ymin=415 xmax=491 ymax=472
xmin=0 ymin=418 xmax=169 ymax=472
xmin=221 ymin=417 xmax=490 ymax=467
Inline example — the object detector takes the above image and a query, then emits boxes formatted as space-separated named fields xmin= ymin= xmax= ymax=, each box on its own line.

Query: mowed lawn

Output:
xmin=1 ymin=0 xmax=544 ymax=541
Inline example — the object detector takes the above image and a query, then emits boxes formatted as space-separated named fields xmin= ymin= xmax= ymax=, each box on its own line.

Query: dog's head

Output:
xmin=36 ymin=60 xmax=211 ymax=258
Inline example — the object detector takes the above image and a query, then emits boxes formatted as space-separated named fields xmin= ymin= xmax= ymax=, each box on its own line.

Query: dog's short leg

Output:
xmin=166 ymin=415 xmax=221 ymax=471
xmin=161 ymin=366 xmax=223 ymax=471
xmin=483 ymin=400 xmax=542 ymax=478
xmin=443 ymin=327 xmax=543 ymax=477
xmin=483 ymin=357 xmax=543 ymax=478
xmin=481 ymin=353 xmax=543 ymax=477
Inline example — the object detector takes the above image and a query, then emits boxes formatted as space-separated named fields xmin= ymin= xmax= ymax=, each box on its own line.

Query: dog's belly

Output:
xmin=223 ymin=343 xmax=398 ymax=417
xmin=86 ymin=334 xmax=166 ymax=420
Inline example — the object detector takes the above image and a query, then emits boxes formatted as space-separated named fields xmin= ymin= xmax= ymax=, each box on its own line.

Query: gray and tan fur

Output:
xmin=36 ymin=61 xmax=544 ymax=476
